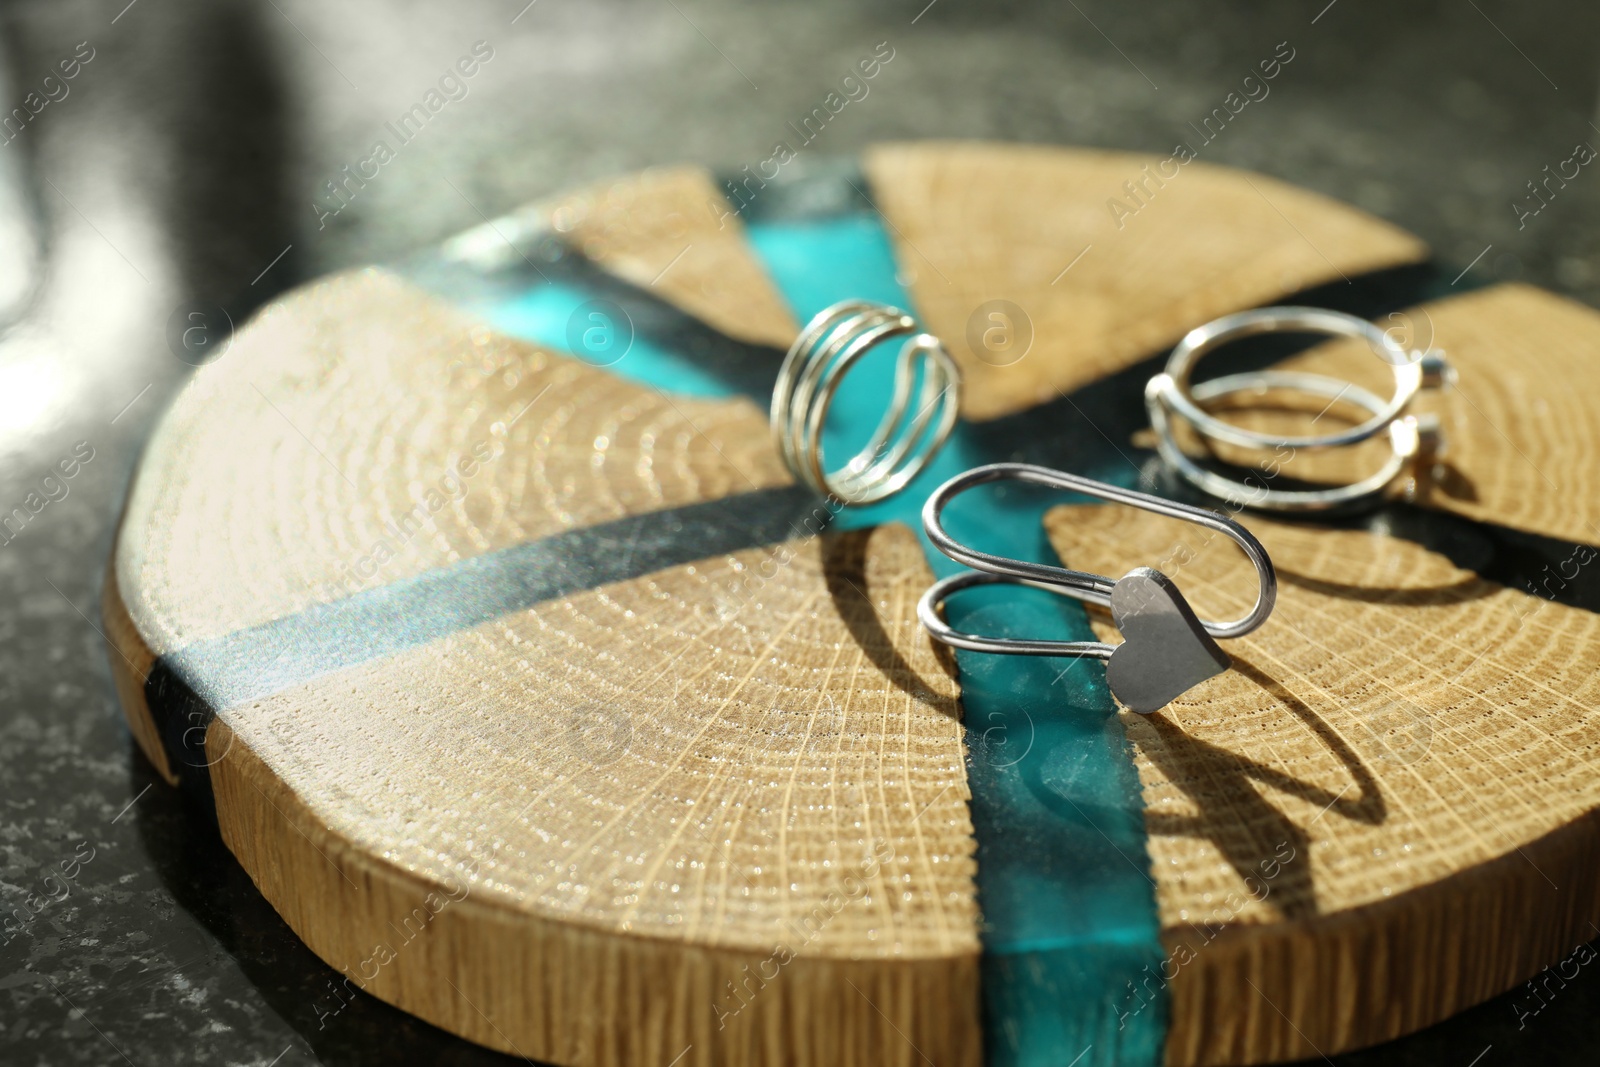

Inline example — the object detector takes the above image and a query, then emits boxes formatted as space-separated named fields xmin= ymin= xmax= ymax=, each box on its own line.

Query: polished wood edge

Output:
xmin=205 ymin=718 xmax=983 ymax=1067
xmin=1164 ymin=809 xmax=1600 ymax=1065
xmin=101 ymin=551 xmax=175 ymax=786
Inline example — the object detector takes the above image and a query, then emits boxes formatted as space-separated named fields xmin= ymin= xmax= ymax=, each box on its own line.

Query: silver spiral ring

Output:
xmin=1146 ymin=306 xmax=1451 ymax=512
xmin=771 ymin=300 xmax=962 ymax=505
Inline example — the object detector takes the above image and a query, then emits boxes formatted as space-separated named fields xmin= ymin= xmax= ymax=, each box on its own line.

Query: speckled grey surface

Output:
xmin=2 ymin=1 xmax=1599 ymax=1064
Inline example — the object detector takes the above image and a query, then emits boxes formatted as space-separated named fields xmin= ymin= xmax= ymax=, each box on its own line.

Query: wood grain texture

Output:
xmin=104 ymin=147 xmax=1597 ymax=1066
xmin=863 ymin=141 xmax=1428 ymax=421
xmin=447 ymin=165 xmax=798 ymax=349
xmin=117 ymin=268 xmax=789 ymax=652
xmin=200 ymin=522 xmax=980 ymax=1066
xmin=107 ymin=270 xmax=979 ymax=1066
xmin=1043 ymin=503 xmax=1600 ymax=1063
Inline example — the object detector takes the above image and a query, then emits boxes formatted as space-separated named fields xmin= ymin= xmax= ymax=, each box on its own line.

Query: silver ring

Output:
xmin=1146 ymin=306 xmax=1451 ymax=512
xmin=771 ymin=300 xmax=961 ymax=505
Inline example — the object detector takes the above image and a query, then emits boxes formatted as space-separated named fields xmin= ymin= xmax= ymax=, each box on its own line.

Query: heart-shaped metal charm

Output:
xmin=1105 ymin=567 xmax=1230 ymax=713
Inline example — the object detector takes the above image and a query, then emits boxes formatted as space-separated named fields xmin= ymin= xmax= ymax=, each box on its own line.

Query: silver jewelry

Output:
xmin=1145 ymin=306 xmax=1453 ymax=512
xmin=771 ymin=300 xmax=961 ymax=505
xmin=917 ymin=463 xmax=1277 ymax=713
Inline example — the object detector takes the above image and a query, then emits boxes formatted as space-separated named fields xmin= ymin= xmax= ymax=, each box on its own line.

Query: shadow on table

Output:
xmin=130 ymin=747 xmax=541 ymax=1067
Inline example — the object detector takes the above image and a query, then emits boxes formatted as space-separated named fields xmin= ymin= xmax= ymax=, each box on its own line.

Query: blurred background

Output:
xmin=3 ymin=1 xmax=1600 ymax=1063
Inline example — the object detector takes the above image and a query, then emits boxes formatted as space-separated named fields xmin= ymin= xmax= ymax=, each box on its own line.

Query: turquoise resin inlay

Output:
xmin=451 ymin=210 xmax=1167 ymax=1066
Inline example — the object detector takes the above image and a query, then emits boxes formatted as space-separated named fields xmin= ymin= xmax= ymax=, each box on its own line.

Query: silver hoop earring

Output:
xmin=1145 ymin=306 xmax=1453 ymax=512
xmin=771 ymin=300 xmax=962 ymax=505
xmin=917 ymin=463 xmax=1277 ymax=713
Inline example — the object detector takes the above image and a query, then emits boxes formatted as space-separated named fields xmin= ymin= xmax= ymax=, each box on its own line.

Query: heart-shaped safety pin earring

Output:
xmin=917 ymin=463 xmax=1277 ymax=713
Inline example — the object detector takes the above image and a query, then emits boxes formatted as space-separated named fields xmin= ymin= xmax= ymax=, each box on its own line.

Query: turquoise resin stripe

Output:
xmin=453 ymin=277 xmax=734 ymax=398
xmin=468 ymin=213 xmax=1167 ymax=1065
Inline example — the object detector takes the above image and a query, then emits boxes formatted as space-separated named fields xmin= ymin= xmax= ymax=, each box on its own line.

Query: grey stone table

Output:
xmin=2 ymin=1 xmax=1598 ymax=1063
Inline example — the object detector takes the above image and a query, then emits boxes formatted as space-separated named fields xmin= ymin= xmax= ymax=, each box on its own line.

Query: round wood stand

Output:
xmin=105 ymin=143 xmax=1600 ymax=1066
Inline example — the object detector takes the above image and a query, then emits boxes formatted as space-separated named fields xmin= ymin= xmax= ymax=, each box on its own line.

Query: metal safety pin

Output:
xmin=917 ymin=463 xmax=1278 ymax=713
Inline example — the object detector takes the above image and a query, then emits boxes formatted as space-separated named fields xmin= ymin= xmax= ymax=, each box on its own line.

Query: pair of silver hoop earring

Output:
xmin=1145 ymin=306 xmax=1454 ymax=513
xmin=769 ymin=299 xmax=1444 ymax=710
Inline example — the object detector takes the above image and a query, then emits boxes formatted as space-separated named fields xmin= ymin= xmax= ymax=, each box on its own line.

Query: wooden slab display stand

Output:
xmin=103 ymin=143 xmax=1600 ymax=1066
